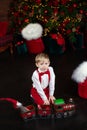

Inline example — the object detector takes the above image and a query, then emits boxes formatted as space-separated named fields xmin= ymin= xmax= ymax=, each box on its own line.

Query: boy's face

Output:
xmin=36 ymin=58 xmax=50 ymax=72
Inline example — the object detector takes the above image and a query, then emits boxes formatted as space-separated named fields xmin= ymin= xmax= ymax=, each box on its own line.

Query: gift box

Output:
xmin=66 ymin=33 xmax=84 ymax=50
xmin=16 ymin=41 xmax=28 ymax=55
xmin=73 ymin=33 xmax=84 ymax=49
xmin=26 ymin=38 xmax=45 ymax=54
xmin=84 ymin=30 xmax=87 ymax=47
xmin=43 ymin=35 xmax=65 ymax=54
xmin=50 ymin=33 xmax=65 ymax=46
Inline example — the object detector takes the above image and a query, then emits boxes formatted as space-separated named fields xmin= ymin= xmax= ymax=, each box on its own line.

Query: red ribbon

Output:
xmin=50 ymin=33 xmax=65 ymax=46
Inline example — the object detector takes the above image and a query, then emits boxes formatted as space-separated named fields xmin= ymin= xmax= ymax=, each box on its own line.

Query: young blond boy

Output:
xmin=30 ymin=53 xmax=55 ymax=106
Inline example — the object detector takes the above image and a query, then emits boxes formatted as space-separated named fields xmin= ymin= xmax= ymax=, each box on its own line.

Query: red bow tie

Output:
xmin=39 ymin=70 xmax=49 ymax=76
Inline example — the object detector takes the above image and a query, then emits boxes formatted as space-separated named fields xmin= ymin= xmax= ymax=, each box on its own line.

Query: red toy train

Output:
xmin=21 ymin=98 xmax=76 ymax=121
xmin=0 ymin=97 xmax=75 ymax=121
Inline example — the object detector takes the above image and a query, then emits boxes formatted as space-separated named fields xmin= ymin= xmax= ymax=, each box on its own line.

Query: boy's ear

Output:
xmin=35 ymin=63 xmax=38 ymax=67
xmin=49 ymin=61 xmax=50 ymax=65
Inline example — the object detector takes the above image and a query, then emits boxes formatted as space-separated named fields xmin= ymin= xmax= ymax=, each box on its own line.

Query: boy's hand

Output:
xmin=44 ymin=99 xmax=50 ymax=105
xmin=49 ymin=96 xmax=55 ymax=104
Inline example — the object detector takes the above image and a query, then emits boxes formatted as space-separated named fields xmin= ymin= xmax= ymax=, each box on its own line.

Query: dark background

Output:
xmin=0 ymin=48 xmax=87 ymax=130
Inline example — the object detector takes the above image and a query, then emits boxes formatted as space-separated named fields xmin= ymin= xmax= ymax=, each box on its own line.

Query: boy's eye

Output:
xmin=40 ymin=63 xmax=43 ymax=65
xmin=40 ymin=62 xmax=49 ymax=66
xmin=46 ymin=62 xmax=49 ymax=64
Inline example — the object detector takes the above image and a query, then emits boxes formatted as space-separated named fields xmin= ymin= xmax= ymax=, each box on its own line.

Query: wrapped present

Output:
xmin=73 ymin=33 xmax=84 ymax=49
xmin=84 ymin=30 xmax=87 ymax=47
xmin=43 ymin=35 xmax=65 ymax=54
xmin=50 ymin=33 xmax=66 ymax=52
xmin=26 ymin=38 xmax=45 ymax=54
xmin=50 ymin=33 xmax=65 ymax=46
xmin=16 ymin=41 xmax=28 ymax=54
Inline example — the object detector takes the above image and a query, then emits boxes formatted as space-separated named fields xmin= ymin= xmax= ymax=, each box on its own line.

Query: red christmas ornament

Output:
xmin=79 ymin=10 xmax=83 ymax=14
xmin=24 ymin=19 xmax=29 ymax=24
xmin=64 ymin=19 xmax=70 ymax=25
xmin=52 ymin=1 xmax=59 ymax=7
xmin=68 ymin=6 xmax=73 ymax=13
xmin=43 ymin=16 xmax=49 ymax=24
xmin=35 ymin=0 xmax=41 ymax=4
xmin=85 ymin=12 xmax=87 ymax=16
xmin=57 ymin=33 xmax=65 ymax=46
xmin=66 ymin=29 xmax=72 ymax=34
xmin=44 ymin=10 xmax=48 ymax=14
xmin=24 ymin=5 xmax=28 ymax=11
xmin=76 ymin=26 xmax=80 ymax=33
xmin=61 ymin=0 xmax=68 ymax=5
xmin=14 ymin=12 xmax=19 ymax=17
xmin=48 ymin=1 xmax=53 ymax=6
xmin=73 ymin=3 xmax=77 ymax=8
xmin=60 ymin=11 xmax=65 ymax=16
xmin=53 ymin=8 xmax=58 ymax=15
xmin=18 ymin=20 xmax=21 ymax=25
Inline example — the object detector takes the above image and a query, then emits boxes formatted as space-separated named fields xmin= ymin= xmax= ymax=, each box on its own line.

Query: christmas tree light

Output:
xmin=8 ymin=0 xmax=87 ymax=43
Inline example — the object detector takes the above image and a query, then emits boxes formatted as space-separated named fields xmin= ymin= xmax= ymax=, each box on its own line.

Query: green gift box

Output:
xmin=43 ymin=36 xmax=65 ymax=54
xmin=54 ymin=98 xmax=65 ymax=105
xmin=16 ymin=42 xmax=28 ymax=55
xmin=73 ymin=33 xmax=84 ymax=49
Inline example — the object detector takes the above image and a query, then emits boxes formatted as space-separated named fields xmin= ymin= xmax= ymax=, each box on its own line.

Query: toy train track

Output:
xmin=20 ymin=98 xmax=76 ymax=121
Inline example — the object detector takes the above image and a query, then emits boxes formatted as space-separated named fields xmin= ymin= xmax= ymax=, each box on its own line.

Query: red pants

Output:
xmin=30 ymin=87 xmax=49 ymax=105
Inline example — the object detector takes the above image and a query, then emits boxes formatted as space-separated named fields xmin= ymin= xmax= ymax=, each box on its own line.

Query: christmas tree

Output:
xmin=8 ymin=0 xmax=87 ymax=43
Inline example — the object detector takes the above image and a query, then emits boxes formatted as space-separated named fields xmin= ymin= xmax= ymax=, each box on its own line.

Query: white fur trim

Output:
xmin=16 ymin=101 xmax=22 ymax=108
xmin=71 ymin=61 xmax=87 ymax=83
xmin=21 ymin=23 xmax=43 ymax=40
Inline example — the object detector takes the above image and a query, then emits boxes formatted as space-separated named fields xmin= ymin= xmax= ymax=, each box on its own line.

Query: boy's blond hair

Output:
xmin=35 ymin=53 xmax=50 ymax=64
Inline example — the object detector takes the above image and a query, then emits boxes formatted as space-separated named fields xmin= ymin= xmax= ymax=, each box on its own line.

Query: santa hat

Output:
xmin=0 ymin=98 xmax=29 ymax=113
xmin=21 ymin=23 xmax=43 ymax=40
xmin=0 ymin=98 xmax=22 ymax=108
xmin=71 ymin=61 xmax=87 ymax=83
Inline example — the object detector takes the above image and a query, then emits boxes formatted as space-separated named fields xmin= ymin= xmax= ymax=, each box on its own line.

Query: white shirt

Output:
xmin=32 ymin=66 xmax=55 ymax=101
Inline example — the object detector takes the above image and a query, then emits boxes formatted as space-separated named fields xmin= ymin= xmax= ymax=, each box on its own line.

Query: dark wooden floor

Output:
xmin=0 ymin=48 xmax=87 ymax=130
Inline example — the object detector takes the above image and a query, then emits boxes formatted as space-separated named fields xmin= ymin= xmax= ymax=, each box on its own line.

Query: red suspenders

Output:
xmin=37 ymin=70 xmax=50 ymax=83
